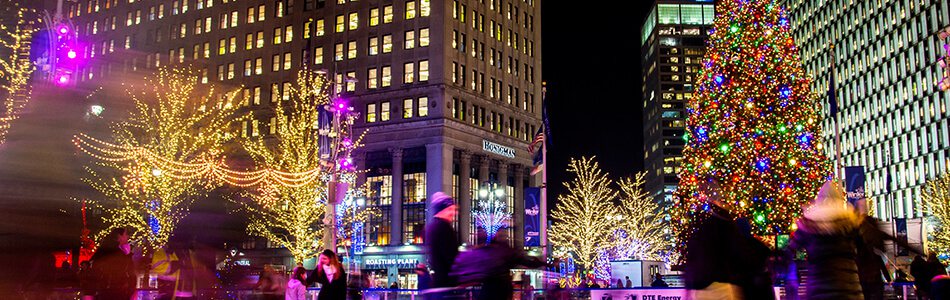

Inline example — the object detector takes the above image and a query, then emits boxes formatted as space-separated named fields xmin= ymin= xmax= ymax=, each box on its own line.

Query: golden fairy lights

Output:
xmin=81 ymin=66 xmax=243 ymax=250
xmin=0 ymin=7 xmax=37 ymax=146
xmin=550 ymin=157 xmax=668 ymax=270
xmin=237 ymin=69 xmax=362 ymax=263
xmin=921 ymin=175 xmax=950 ymax=258
xmin=77 ymin=68 xmax=364 ymax=262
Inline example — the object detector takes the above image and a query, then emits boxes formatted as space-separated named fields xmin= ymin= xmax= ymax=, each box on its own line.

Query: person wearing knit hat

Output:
xmin=424 ymin=191 xmax=459 ymax=299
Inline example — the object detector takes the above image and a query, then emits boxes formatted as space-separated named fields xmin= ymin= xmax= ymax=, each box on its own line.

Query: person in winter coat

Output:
xmin=89 ymin=227 xmax=136 ymax=300
xmin=424 ymin=192 xmax=460 ymax=300
xmin=855 ymin=202 xmax=922 ymax=300
xmin=736 ymin=217 xmax=775 ymax=300
xmin=286 ymin=266 xmax=307 ymax=300
xmin=307 ymin=249 xmax=347 ymax=300
xmin=684 ymin=179 xmax=745 ymax=300
xmin=912 ymin=255 xmax=932 ymax=300
xmin=786 ymin=180 xmax=863 ymax=300
xmin=455 ymin=230 xmax=545 ymax=300
xmin=931 ymin=254 xmax=948 ymax=278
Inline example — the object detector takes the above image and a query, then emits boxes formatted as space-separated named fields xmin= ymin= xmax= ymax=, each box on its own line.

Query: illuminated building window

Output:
xmin=336 ymin=15 xmax=344 ymax=32
xmin=419 ymin=60 xmax=429 ymax=81
xmin=404 ymin=62 xmax=415 ymax=84
xmin=370 ymin=8 xmax=380 ymax=26
xmin=314 ymin=47 xmax=323 ymax=64
xmin=255 ymin=57 xmax=263 ymax=74
xmin=382 ymin=66 xmax=392 ymax=87
xmin=369 ymin=37 xmax=379 ymax=56
xmin=368 ymin=69 xmax=378 ymax=89
xmin=381 ymin=102 xmax=391 ymax=121
xmin=335 ymin=43 xmax=344 ymax=61
xmin=366 ymin=103 xmax=377 ymax=122
xmin=406 ymin=1 xmax=416 ymax=19
xmin=348 ymin=41 xmax=357 ymax=59
xmin=274 ymin=27 xmax=282 ymax=44
xmin=316 ymin=19 xmax=325 ymax=36
xmin=421 ymin=0 xmax=430 ymax=17
xmin=418 ymin=98 xmax=428 ymax=116
xmin=272 ymin=54 xmax=280 ymax=72
xmin=403 ymin=99 xmax=414 ymax=118
xmin=282 ymin=82 xmax=291 ymax=100
xmin=383 ymin=5 xmax=393 ymax=23
xmin=405 ymin=31 xmax=415 ymax=49
xmin=349 ymin=12 xmax=359 ymax=30
xmin=382 ymin=35 xmax=393 ymax=53
xmin=420 ymin=28 xmax=430 ymax=47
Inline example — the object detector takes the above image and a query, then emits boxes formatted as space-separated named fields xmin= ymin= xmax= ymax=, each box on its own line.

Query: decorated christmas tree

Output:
xmin=673 ymin=0 xmax=830 ymax=237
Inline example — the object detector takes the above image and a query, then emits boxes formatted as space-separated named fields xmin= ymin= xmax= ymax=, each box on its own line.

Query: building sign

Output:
xmin=363 ymin=257 xmax=421 ymax=269
xmin=483 ymin=140 xmax=515 ymax=158
xmin=591 ymin=288 xmax=685 ymax=300
xmin=524 ymin=187 xmax=541 ymax=247
xmin=845 ymin=166 xmax=866 ymax=205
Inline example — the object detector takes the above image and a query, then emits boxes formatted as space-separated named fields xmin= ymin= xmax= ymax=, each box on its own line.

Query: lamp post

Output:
xmin=474 ymin=183 xmax=510 ymax=244
xmin=321 ymin=71 xmax=358 ymax=252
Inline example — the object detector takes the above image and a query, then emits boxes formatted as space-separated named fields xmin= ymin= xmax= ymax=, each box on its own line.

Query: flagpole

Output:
xmin=540 ymin=84 xmax=549 ymax=262
xmin=831 ymin=44 xmax=843 ymax=180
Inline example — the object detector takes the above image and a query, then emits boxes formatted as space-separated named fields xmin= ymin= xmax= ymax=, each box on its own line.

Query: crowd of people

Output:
xmin=65 ymin=191 xmax=543 ymax=300
xmin=684 ymin=178 xmax=948 ymax=300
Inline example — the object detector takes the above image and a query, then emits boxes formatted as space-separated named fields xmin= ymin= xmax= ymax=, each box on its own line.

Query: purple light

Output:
xmin=57 ymin=75 xmax=69 ymax=85
xmin=714 ymin=75 xmax=725 ymax=85
xmin=67 ymin=49 xmax=77 ymax=59
xmin=57 ymin=25 xmax=69 ymax=35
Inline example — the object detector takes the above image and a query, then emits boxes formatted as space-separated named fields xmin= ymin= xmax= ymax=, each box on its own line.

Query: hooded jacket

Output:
xmin=788 ymin=181 xmax=863 ymax=300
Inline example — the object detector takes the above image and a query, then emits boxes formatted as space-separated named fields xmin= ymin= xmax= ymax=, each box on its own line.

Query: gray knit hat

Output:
xmin=431 ymin=192 xmax=456 ymax=213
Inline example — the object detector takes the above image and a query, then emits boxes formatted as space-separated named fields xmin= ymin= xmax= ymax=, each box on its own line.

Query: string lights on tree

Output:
xmin=671 ymin=0 xmax=830 ymax=246
xmin=921 ymin=174 xmax=950 ymax=259
xmin=0 ymin=6 xmax=37 ymax=146
xmin=549 ymin=157 xmax=619 ymax=270
xmin=80 ymin=66 xmax=243 ymax=250
xmin=236 ymin=70 xmax=362 ymax=263
xmin=611 ymin=173 xmax=668 ymax=261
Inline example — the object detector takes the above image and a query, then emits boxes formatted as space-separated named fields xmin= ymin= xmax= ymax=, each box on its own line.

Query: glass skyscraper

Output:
xmin=785 ymin=0 xmax=950 ymax=219
xmin=641 ymin=0 xmax=715 ymax=211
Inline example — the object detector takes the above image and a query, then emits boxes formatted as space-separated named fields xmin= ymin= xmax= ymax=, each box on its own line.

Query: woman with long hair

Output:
xmin=89 ymin=227 xmax=135 ymax=300
xmin=286 ymin=266 xmax=308 ymax=300
xmin=307 ymin=249 xmax=347 ymax=300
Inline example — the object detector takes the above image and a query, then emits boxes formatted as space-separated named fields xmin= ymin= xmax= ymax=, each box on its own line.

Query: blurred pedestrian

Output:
xmin=453 ymin=230 xmax=545 ymax=300
xmin=855 ymin=199 xmax=922 ymax=300
xmin=931 ymin=254 xmax=948 ymax=277
xmin=684 ymin=179 xmax=744 ymax=300
xmin=933 ymin=275 xmax=950 ymax=300
xmin=78 ymin=260 xmax=95 ymax=299
xmin=736 ymin=217 xmax=775 ymax=300
xmin=616 ymin=278 xmax=623 ymax=288
xmin=307 ymin=249 xmax=347 ymax=300
xmin=651 ymin=274 xmax=669 ymax=288
xmin=415 ymin=264 xmax=431 ymax=291
xmin=152 ymin=244 xmax=179 ymax=300
xmin=286 ymin=266 xmax=307 ymax=300
xmin=625 ymin=276 xmax=632 ymax=288
xmin=424 ymin=192 xmax=460 ymax=299
xmin=912 ymin=255 xmax=932 ymax=300
xmin=775 ymin=249 xmax=800 ymax=300
xmin=786 ymin=180 xmax=863 ymax=300
xmin=256 ymin=265 xmax=284 ymax=300
xmin=90 ymin=227 xmax=136 ymax=300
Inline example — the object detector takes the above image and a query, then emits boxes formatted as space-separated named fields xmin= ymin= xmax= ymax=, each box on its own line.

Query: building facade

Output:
xmin=640 ymin=0 xmax=714 ymax=211
xmin=785 ymin=0 xmax=950 ymax=219
xmin=64 ymin=0 xmax=542 ymax=289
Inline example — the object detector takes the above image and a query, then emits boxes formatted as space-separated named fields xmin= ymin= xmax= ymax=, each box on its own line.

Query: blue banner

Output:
xmin=524 ymin=187 xmax=541 ymax=247
xmin=845 ymin=166 xmax=866 ymax=206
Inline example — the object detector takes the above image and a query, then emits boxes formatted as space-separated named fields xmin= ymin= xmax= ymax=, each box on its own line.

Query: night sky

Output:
xmin=541 ymin=2 xmax=653 ymax=202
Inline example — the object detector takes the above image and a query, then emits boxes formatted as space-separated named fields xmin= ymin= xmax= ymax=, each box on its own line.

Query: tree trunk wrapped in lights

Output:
xmin=237 ymin=70 xmax=361 ymax=263
xmin=921 ymin=174 xmax=950 ymax=258
xmin=672 ymin=0 xmax=830 ymax=247
xmin=82 ymin=66 xmax=242 ymax=250
xmin=550 ymin=157 xmax=619 ymax=270
xmin=0 ymin=7 xmax=36 ymax=146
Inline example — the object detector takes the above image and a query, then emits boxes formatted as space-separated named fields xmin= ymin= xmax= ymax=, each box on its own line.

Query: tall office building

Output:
xmin=785 ymin=0 xmax=950 ymax=219
xmin=65 ymin=0 xmax=542 ymax=288
xmin=641 ymin=0 xmax=715 ymax=209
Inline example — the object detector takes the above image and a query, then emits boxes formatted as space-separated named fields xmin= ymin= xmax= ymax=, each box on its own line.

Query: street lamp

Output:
xmin=474 ymin=182 xmax=511 ymax=244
